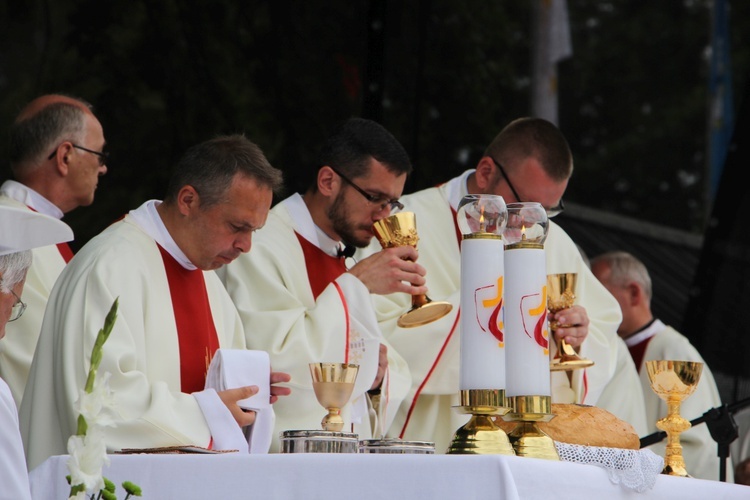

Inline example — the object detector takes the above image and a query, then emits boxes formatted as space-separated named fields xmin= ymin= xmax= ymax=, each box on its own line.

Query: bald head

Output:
xmin=8 ymin=94 xmax=107 ymax=213
xmin=14 ymin=94 xmax=92 ymax=123
xmin=9 ymin=94 xmax=96 ymax=174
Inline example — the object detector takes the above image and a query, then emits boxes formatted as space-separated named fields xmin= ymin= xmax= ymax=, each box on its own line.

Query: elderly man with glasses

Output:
xmin=217 ymin=117 xmax=418 ymax=451
xmin=0 ymin=94 xmax=108 ymax=410
xmin=0 ymin=206 xmax=73 ymax=499
xmin=357 ymin=117 xmax=647 ymax=453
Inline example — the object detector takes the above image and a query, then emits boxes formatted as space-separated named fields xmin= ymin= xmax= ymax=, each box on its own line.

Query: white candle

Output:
xmin=459 ymin=235 xmax=506 ymax=390
xmin=504 ymin=243 xmax=551 ymax=397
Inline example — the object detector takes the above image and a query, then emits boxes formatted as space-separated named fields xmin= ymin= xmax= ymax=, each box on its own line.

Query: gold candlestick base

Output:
xmin=446 ymin=389 xmax=515 ymax=455
xmin=503 ymin=395 xmax=559 ymax=460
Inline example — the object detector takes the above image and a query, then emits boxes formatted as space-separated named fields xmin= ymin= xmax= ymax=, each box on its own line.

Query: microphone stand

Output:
xmin=639 ymin=397 xmax=750 ymax=482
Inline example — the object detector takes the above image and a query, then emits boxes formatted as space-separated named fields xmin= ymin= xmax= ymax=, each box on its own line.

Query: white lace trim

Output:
xmin=555 ymin=442 xmax=664 ymax=492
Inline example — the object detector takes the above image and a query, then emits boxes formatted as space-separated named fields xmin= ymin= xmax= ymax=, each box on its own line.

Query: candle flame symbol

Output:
xmin=479 ymin=204 xmax=486 ymax=233
xmin=521 ymin=225 xmax=527 ymax=240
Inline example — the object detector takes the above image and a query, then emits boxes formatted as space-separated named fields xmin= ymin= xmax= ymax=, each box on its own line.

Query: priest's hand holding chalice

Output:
xmin=546 ymin=273 xmax=594 ymax=371
xmin=373 ymin=211 xmax=452 ymax=327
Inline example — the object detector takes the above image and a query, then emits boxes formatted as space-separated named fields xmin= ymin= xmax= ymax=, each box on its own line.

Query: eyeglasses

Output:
xmin=47 ymin=143 xmax=109 ymax=166
xmin=489 ymin=157 xmax=564 ymax=218
xmin=330 ymin=167 xmax=404 ymax=212
xmin=8 ymin=289 xmax=27 ymax=322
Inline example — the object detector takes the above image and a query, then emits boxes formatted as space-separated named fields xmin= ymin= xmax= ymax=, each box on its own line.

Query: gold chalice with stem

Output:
xmin=646 ymin=360 xmax=703 ymax=477
xmin=546 ymin=273 xmax=594 ymax=371
xmin=309 ymin=362 xmax=359 ymax=432
xmin=373 ymin=212 xmax=452 ymax=328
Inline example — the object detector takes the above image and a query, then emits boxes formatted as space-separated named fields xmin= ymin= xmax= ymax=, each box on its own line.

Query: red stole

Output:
xmin=628 ymin=336 xmax=655 ymax=372
xmin=158 ymin=245 xmax=220 ymax=393
xmin=295 ymin=232 xmax=347 ymax=299
xmin=27 ymin=206 xmax=74 ymax=262
xmin=56 ymin=242 xmax=74 ymax=263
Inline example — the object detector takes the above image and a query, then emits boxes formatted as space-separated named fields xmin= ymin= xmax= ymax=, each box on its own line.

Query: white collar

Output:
xmin=444 ymin=169 xmax=474 ymax=211
xmin=623 ymin=318 xmax=665 ymax=347
xmin=0 ymin=180 xmax=64 ymax=219
xmin=280 ymin=193 xmax=344 ymax=257
xmin=128 ymin=200 xmax=197 ymax=270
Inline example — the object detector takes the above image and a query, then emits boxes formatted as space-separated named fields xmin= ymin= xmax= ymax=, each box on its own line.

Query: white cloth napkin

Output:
xmin=555 ymin=442 xmax=664 ymax=492
xmin=205 ymin=349 xmax=275 ymax=454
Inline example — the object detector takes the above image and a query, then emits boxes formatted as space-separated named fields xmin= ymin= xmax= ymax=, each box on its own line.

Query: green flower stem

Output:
xmin=85 ymin=298 xmax=119 ymax=393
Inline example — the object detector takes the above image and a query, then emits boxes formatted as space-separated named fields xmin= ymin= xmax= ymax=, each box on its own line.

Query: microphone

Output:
xmin=337 ymin=244 xmax=356 ymax=259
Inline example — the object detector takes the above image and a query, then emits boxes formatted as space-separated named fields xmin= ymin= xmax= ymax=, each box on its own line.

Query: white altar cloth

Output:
xmin=29 ymin=453 xmax=748 ymax=500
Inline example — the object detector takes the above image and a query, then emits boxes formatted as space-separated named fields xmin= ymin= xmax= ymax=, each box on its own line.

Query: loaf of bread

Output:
xmin=495 ymin=403 xmax=640 ymax=449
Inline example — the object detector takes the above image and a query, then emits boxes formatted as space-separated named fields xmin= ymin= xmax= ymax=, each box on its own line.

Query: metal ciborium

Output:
xmin=309 ymin=362 xmax=359 ymax=432
xmin=373 ymin=212 xmax=452 ymax=328
xmin=646 ymin=360 xmax=703 ymax=477
xmin=546 ymin=273 xmax=594 ymax=371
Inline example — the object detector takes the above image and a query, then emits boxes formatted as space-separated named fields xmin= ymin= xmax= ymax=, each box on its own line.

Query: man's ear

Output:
xmin=627 ymin=282 xmax=643 ymax=305
xmin=474 ymin=156 xmax=496 ymax=191
xmin=318 ymin=166 xmax=338 ymax=196
xmin=176 ymin=185 xmax=200 ymax=216
xmin=53 ymin=143 xmax=74 ymax=177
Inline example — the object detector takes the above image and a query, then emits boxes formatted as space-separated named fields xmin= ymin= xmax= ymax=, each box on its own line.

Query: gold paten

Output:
xmin=547 ymin=273 xmax=594 ymax=371
xmin=446 ymin=389 xmax=515 ymax=455
xmin=309 ymin=362 xmax=359 ymax=432
xmin=646 ymin=360 xmax=703 ymax=477
xmin=373 ymin=212 xmax=453 ymax=328
xmin=502 ymin=395 xmax=560 ymax=460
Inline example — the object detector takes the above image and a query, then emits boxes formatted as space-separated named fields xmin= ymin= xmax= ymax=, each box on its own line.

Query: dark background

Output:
xmin=2 ymin=1 xmax=748 ymax=243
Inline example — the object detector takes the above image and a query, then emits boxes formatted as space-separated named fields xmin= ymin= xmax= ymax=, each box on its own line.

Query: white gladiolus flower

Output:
xmin=67 ymin=425 xmax=110 ymax=493
xmin=74 ymin=371 xmax=117 ymax=427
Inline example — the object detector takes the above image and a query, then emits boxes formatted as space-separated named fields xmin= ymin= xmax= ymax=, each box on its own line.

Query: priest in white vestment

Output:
xmin=0 ymin=94 xmax=108 ymax=408
xmin=358 ymin=118 xmax=647 ymax=453
xmin=218 ymin=118 xmax=417 ymax=451
xmin=20 ymin=135 xmax=290 ymax=471
xmin=591 ymin=250 xmax=731 ymax=481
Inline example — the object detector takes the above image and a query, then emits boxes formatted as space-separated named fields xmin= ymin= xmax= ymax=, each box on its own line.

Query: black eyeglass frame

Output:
xmin=329 ymin=166 xmax=404 ymax=212
xmin=489 ymin=157 xmax=564 ymax=218
xmin=9 ymin=289 xmax=27 ymax=322
xmin=47 ymin=143 xmax=109 ymax=166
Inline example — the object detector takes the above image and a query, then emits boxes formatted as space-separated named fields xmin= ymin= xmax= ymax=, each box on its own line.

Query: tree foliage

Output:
xmin=0 ymin=0 xmax=747 ymax=244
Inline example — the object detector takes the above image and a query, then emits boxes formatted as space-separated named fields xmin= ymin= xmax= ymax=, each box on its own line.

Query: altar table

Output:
xmin=29 ymin=453 xmax=749 ymax=499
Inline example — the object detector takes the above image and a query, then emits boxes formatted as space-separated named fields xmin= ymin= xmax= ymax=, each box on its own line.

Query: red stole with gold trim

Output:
xmin=158 ymin=245 xmax=220 ymax=393
xmin=295 ymin=232 xmax=347 ymax=299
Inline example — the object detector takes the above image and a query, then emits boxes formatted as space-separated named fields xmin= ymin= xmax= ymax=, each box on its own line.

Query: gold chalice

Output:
xmin=309 ymin=362 xmax=359 ymax=432
xmin=646 ymin=360 xmax=703 ymax=477
xmin=547 ymin=273 xmax=594 ymax=371
xmin=373 ymin=212 xmax=452 ymax=328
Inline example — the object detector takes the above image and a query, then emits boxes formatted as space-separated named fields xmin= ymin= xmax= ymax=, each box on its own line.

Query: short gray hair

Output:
xmin=0 ymin=251 xmax=32 ymax=293
xmin=590 ymin=250 xmax=652 ymax=300
xmin=9 ymin=98 xmax=93 ymax=174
